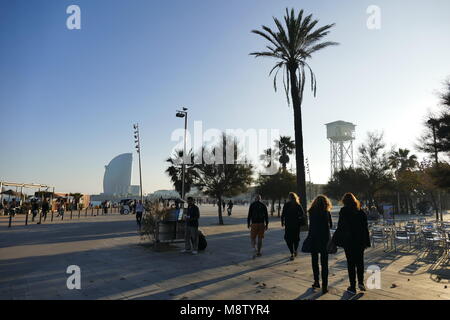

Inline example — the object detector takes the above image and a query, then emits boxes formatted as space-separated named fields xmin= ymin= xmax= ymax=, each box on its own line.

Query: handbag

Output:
xmin=331 ymin=227 xmax=345 ymax=247
xmin=326 ymin=238 xmax=338 ymax=254
xmin=301 ymin=234 xmax=312 ymax=253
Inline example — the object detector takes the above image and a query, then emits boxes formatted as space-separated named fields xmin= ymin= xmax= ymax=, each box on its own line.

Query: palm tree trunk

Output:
xmin=289 ymin=68 xmax=308 ymax=211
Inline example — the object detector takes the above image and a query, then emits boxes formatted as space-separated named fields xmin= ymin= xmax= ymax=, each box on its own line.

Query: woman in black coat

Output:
xmin=333 ymin=193 xmax=371 ymax=294
xmin=281 ymin=192 xmax=305 ymax=261
xmin=308 ymin=195 xmax=333 ymax=294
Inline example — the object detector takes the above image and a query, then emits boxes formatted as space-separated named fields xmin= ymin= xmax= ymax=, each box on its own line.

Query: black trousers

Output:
xmin=136 ymin=212 xmax=143 ymax=228
xmin=344 ymin=246 xmax=365 ymax=287
xmin=311 ymin=251 xmax=329 ymax=286
xmin=284 ymin=227 xmax=300 ymax=254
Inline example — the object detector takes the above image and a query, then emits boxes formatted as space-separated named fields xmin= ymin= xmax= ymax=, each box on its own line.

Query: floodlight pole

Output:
xmin=134 ymin=124 xmax=144 ymax=203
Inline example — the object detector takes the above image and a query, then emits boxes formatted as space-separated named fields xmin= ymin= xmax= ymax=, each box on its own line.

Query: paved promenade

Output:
xmin=0 ymin=205 xmax=448 ymax=300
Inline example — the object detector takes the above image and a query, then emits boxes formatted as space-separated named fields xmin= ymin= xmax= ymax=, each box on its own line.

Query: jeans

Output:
xmin=311 ymin=251 xmax=329 ymax=287
xmin=344 ymin=246 xmax=365 ymax=287
xmin=185 ymin=226 xmax=199 ymax=251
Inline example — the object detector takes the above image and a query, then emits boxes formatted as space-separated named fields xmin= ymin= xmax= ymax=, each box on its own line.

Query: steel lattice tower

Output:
xmin=325 ymin=121 xmax=356 ymax=178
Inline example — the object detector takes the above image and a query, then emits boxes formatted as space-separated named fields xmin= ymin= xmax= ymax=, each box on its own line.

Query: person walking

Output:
xmin=135 ymin=200 xmax=144 ymax=229
xmin=41 ymin=199 xmax=49 ymax=222
xmin=247 ymin=195 xmax=269 ymax=257
xmin=281 ymin=192 xmax=305 ymax=261
xmin=227 ymin=200 xmax=234 ymax=216
xmin=31 ymin=199 xmax=39 ymax=222
xmin=57 ymin=201 xmax=64 ymax=218
xmin=181 ymin=197 xmax=200 ymax=255
xmin=333 ymin=193 xmax=371 ymax=294
xmin=308 ymin=195 xmax=333 ymax=294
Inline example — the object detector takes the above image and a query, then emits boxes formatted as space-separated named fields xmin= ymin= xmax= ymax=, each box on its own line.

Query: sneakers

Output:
xmin=192 ymin=251 xmax=198 ymax=255
xmin=322 ymin=287 xmax=328 ymax=294
xmin=180 ymin=249 xmax=191 ymax=253
xmin=312 ymin=281 xmax=320 ymax=289
xmin=256 ymin=252 xmax=262 ymax=257
xmin=346 ymin=286 xmax=356 ymax=294
xmin=358 ymin=284 xmax=366 ymax=291
xmin=289 ymin=255 xmax=295 ymax=261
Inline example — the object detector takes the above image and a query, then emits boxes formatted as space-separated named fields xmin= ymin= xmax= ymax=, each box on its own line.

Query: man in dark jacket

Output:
xmin=182 ymin=197 xmax=200 ymax=255
xmin=248 ymin=195 xmax=269 ymax=257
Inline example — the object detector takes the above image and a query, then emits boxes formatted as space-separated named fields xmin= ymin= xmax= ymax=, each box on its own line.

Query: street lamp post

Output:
xmin=133 ymin=123 xmax=144 ymax=202
xmin=176 ymin=108 xmax=188 ymax=201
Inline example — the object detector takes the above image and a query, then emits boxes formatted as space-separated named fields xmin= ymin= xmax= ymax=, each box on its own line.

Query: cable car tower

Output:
xmin=325 ymin=121 xmax=356 ymax=178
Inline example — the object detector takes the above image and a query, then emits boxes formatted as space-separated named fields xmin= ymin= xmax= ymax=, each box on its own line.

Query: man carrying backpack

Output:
xmin=181 ymin=197 xmax=200 ymax=255
xmin=248 ymin=194 xmax=269 ymax=257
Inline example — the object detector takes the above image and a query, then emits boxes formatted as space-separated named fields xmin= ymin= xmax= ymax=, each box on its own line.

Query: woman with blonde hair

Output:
xmin=281 ymin=192 xmax=306 ymax=260
xmin=333 ymin=192 xmax=371 ymax=294
xmin=307 ymin=195 xmax=333 ymax=294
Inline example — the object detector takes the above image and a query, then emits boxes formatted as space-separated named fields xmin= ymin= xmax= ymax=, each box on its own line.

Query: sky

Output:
xmin=1 ymin=0 xmax=449 ymax=195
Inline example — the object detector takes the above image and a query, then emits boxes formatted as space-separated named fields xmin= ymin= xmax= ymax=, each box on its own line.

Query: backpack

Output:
xmin=198 ymin=230 xmax=207 ymax=251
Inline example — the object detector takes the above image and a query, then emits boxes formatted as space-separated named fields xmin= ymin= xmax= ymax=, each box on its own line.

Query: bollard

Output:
xmin=25 ymin=211 xmax=29 ymax=226
xmin=51 ymin=210 xmax=54 ymax=222
xmin=91 ymin=208 xmax=94 ymax=216
xmin=96 ymin=208 xmax=99 ymax=216
xmin=85 ymin=208 xmax=88 ymax=217
xmin=70 ymin=209 xmax=73 ymax=220
xmin=8 ymin=213 xmax=12 ymax=228
xmin=78 ymin=209 xmax=81 ymax=219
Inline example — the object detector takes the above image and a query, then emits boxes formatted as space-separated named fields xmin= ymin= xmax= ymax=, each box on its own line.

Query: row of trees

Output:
xmin=165 ymin=134 xmax=301 ymax=223
xmin=324 ymin=80 xmax=450 ymax=217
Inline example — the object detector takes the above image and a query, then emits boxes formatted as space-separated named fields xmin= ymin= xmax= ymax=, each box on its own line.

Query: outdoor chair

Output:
xmin=393 ymin=228 xmax=411 ymax=251
xmin=371 ymin=227 xmax=390 ymax=250
xmin=422 ymin=230 xmax=445 ymax=251
xmin=405 ymin=224 xmax=420 ymax=244
xmin=445 ymin=232 xmax=450 ymax=252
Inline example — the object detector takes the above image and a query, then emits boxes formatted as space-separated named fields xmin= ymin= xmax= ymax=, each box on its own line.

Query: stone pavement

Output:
xmin=0 ymin=205 xmax=448 ymax=300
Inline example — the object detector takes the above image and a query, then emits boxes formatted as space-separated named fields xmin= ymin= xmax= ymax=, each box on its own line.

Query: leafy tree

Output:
xmin=194 ymin=134 xmax=254 ymax=225
xmin=358 ymin=132 xmax=393 ymax=205
xmin=388 ymin=148 xmax=419 ymax=213
xmin=256 ymin=169 xmax=296 ymax=216
xmin=324 ymin=168 xmax=369 ymax=202
xmin=251 ymin=8 xmax=338 ymax=211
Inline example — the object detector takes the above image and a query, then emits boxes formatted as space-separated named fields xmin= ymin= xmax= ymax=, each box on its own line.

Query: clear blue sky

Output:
xmin=1 ymin=0 xmax=449 ymax=195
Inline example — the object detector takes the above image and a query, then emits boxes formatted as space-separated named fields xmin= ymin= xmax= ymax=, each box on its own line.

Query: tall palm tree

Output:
xmin=388 ymin=148 xmax=418 ymax=172
xmin=165 ymin=149 xmax=197 ymax=197
xmin=275 ymin=136 xmax=295 ymax=171
xmin=251 ymin=8 xmax=338 ymax=209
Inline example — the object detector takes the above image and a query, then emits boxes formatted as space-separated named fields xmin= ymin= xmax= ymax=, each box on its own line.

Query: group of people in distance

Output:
xmin=247 ymin=192 xmax=370 ymax=295
xmin=181 ymin=192 xmax=370 ymax=295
